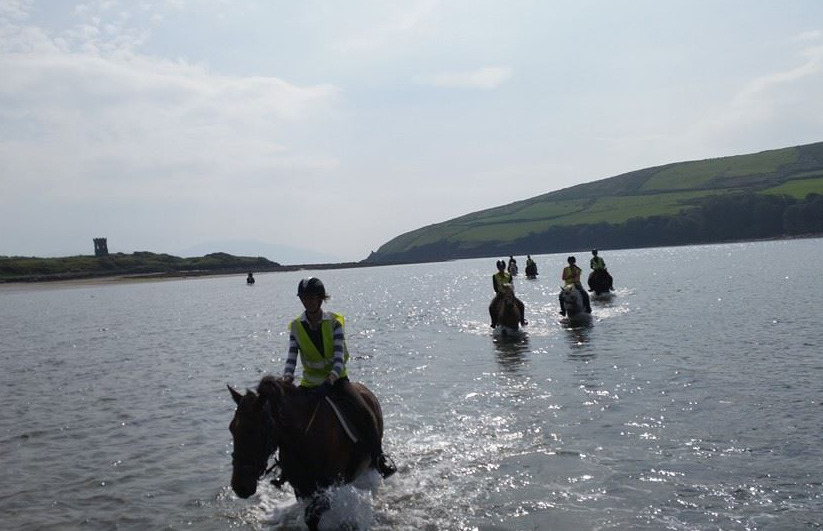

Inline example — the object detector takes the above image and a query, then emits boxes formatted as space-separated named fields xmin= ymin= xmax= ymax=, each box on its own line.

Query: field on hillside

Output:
xmin=373 ymin=142 xmax=823 ymax=259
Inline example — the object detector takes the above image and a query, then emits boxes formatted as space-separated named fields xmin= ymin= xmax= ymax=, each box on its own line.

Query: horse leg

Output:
xmin=489 ymin=296 xmax=502 ymax=327
xmin=304 ymin=492 xmax=330 ymax=531
xmin=579 ymin=285 xmax=591 ymax=312
xmin=333 ymin=380 xmax=395 ymax=478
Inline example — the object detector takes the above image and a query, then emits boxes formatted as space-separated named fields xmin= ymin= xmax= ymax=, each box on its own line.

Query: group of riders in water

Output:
xmin=230 ymin=254 xmax=614 ymax=528
xmin=489 ymin=249 xmax=615 ymax=335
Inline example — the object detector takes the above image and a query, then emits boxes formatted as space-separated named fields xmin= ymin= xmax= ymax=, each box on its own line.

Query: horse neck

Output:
xmin=497 ymin=298 xmax=520 ymax=325
xmin=270 ymin=390 xmax=321 ymax=443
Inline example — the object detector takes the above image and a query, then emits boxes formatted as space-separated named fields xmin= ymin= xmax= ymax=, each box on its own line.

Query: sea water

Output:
xmin=1 ymin=239 xmax=821 ymax=530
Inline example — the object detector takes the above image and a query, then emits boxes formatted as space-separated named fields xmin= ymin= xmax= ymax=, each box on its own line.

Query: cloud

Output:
xmin=413 ymin=66 xmax=512 ymax=89
xmin=660 ymin=31 xmax=823 ymax=162
xmin=3 ymin=1 xmax=823 ymax=262
xmin=332 ymin=0 xmax=440 ymax=55
xmin=733 ymin=42 xmax=823 ymax=109
xmin=794 ymin=30 xmax=822 ymax=42
xmin=0 ymin=12 xmax=341 ymax=199
xmin=0 ymin=0 xmax=31 ymax=21
xmin=0 ymin=3 xmax=346 ymax=258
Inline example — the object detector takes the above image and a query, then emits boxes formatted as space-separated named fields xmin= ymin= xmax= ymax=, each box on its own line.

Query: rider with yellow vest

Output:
xmin=590 ymin=249 xmax=614 ymax=291
xmin=590 ymin=249 xmax=606 ymax=270
xmin=283 ymin=277 xmax=396 ymax=478
xmin=559 ymin=256 xmax=592 ymax=315
xmin=490 ymin=259 xmax=524 ymax=327
xmin=492 ymin=259 xmax=513 ymax=294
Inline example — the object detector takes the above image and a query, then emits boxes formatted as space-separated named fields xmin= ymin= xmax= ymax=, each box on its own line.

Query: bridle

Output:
xmin=232 ymin=398 xmax=281 ymax=482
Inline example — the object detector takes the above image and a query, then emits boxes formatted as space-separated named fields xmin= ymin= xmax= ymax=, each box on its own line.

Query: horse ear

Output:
xmin=228 ymin=384 xmax=244 ymax=405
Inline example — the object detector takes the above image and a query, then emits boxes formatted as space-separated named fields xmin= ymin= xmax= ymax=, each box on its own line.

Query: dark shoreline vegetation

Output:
xmin=0 ymin=252 xmax=369 ymax=284
xmin=364 ymin=192 xmax=823 ymax=264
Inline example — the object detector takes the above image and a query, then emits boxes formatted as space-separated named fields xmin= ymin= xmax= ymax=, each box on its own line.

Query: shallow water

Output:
xmin=1 ymin=239 xmax=822 ymax=530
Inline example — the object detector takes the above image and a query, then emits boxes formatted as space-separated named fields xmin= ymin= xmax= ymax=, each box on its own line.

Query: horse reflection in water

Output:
xmin=493 ymin=336 xmax=531 ymax=372
xmin=228 ymin=375 xmax=385 ymax=530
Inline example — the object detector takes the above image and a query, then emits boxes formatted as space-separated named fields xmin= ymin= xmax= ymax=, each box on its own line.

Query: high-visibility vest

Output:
xmin=591 ymin=256 xmax=606 ymax=270
xmin=563 ymin=265 xmax=581 ymax=285
xmin=493 ymin=271 xmax=512 ymax=293
xmin=290 ymin=312 xmax=349 ymax=387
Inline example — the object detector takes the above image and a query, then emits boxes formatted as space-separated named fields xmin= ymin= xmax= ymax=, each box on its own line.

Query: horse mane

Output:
xmin=255 ymin=375 xmax=310 ymax=433
xmin=256 ymin=374 xmax=298 ymax=403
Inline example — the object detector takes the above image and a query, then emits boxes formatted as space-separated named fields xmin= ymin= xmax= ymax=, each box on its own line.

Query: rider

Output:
xmin=507 ymin=255 xmax=518 ymax=276
xmin=525 ymin=255 xmax=538 ymax=277
xmin=492 ymin=259 xmax=513 ymax=294
xmin=283 ymin=277 xmax=397 ymax=478
xmin=590 ymin=249 xmax=614 ymax=291
xmin=490 ymin=260 xmax=514 ymax=327
xmin=559 ymin=256 xmax=592 ymax=315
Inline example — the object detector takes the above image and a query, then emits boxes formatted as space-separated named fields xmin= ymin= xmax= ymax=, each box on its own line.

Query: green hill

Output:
xmin=365 ymin=141 xmax=823 ymax=264
xmin=0 ymin=252 xmax=280 ymax=283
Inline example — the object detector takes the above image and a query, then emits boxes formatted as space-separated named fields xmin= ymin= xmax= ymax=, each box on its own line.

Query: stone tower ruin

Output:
xmin=93 ymin=237 xmax=109 ymax=257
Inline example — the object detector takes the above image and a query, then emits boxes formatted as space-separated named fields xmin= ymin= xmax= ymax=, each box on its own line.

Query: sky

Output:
xmin=1 ymin=1 xmax=822 ymax=264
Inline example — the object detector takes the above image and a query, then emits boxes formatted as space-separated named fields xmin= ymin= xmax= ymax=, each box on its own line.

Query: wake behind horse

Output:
xmin=229 ymin=375 xmax=384 ymax=529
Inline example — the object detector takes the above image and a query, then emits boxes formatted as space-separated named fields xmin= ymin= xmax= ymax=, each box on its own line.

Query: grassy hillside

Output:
xmin=0 ymin=252 xmax=279 ymax=283
xmin=368 ymin=141 xmax=823 ymax=262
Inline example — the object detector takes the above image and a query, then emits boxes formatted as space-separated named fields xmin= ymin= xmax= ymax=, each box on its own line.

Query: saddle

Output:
xmin=321 ymin=396 xmax=359 ymax=443
xmin=301 ymin=386 xmax=366 ymax=445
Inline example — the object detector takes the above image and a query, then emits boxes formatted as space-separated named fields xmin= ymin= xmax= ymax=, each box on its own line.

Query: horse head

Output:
xmin=561 ymin=285 xmax=583 ymax=315
xmin=228 ymin=375 xmax=287 ymax=498
xmin=496 ymin=284 xmax=521 ymax=328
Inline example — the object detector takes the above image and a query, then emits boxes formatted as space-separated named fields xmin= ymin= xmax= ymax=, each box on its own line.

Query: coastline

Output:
xmin=0 ymin=274 xmax=189 ymax=292
xmin=0 ymin=261 xmax=375 ymax=292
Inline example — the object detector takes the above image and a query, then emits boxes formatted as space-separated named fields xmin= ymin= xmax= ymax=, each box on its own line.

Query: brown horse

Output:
xmin=228 ymin=375 xmax=384 ymax=529
xmin=490 ymin=284 xmax=526 ymax=336
xmin=587 ymin=268 xmax=613 ymax=296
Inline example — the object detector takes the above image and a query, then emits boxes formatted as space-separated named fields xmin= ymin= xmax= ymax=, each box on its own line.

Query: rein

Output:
xmin=231 ymin=397 xmax=282 ymax=484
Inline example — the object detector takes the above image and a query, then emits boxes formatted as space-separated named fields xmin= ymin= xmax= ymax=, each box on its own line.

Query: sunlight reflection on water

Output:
xmin=1 ymin=240 xmax=822 ymax=529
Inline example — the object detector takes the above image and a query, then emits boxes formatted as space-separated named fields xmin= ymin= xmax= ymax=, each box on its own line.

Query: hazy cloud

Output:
xmin=414 ymin=66 xmax=512 ymax=89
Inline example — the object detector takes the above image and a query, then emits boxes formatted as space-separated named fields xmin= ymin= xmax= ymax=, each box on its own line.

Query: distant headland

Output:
xmin=0 ymin=249 xmax=369 ymax=284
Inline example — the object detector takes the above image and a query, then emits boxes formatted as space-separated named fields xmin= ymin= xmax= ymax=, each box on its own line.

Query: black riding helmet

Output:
xmin=567 ymin=256 xmax=576 ymax=264
xmin=297 ymin=277 xmax=326 ymax=298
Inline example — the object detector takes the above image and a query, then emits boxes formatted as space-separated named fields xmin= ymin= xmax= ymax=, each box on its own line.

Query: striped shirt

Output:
xmin=283 ymin=311 xmax=346 ymax=379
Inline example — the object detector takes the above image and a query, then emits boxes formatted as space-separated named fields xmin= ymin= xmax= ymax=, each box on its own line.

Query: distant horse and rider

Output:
xmin=587 ymin=249 xmax=614 ymax=297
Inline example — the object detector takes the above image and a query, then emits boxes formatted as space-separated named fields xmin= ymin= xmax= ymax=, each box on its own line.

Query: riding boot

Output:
xmin=558 ymin=296 xmax=566 ymax=316
xmin=375 ymin=453 xmax=397 ymax=478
